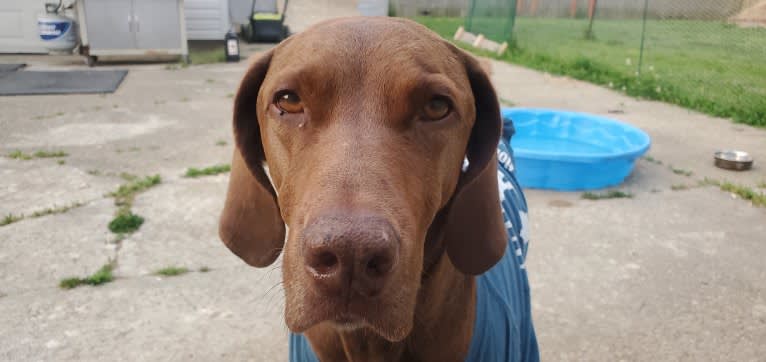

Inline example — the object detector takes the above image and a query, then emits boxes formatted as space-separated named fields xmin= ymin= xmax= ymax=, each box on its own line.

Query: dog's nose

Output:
xmin=302 ymin=214 xmax=399 ymax=298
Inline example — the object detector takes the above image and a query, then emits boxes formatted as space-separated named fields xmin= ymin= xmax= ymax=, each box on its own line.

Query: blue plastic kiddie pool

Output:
xmin=502 ymin=108 xmax=651 ymax=191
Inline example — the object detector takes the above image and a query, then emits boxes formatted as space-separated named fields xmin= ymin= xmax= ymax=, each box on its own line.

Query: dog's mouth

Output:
xmin=329 ymin=313 xmax=367 ymax=331
xmin=285 ymin=288 xmax=416 ymax=342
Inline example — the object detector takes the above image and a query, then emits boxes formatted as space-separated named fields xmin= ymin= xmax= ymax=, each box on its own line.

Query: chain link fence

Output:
xmin=417 ymin=0 xmax=766 ymax=127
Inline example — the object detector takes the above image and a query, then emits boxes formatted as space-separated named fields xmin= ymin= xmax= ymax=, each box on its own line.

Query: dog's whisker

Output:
xmin=263 ymin=280 xmax=285 ymax=299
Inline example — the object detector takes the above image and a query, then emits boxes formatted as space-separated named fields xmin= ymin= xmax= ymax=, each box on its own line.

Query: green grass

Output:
xmin=416 ymin=17 xmax=766 ymax=127
xmin=34 ymin=150 xmax=68 ymax=158
xmin=719 ymin=182 xmax=765 ymax=207
xmin=582 ymin=190 xmax=633 ymax=200
xmin=758 ymin=182 xmax=766 ymax=189
xmin=0 ymin=202 xmax=85 ymax=227
xmin=108 ymin=212 xmax=144 ymax=233
xmin=215 ymin=140 xmax=227 ymax=146
xmin=110 ymin=175 xmax=161 ymax=204
xmin=642 ymin=156 xmax=663 ymax=165
xmin=107 ymin=175 xmax=160 ymax=234
xmin=6 ymin=149 xmax=68 ymax=160
xmin=499 ymin=97 xmax=516 ymax=106
xmin=1 ymin=214 xmax=24 ymax=226
xmin=119 ymin=172 xmax=137 ymax=181
xmin=30 ymin=202 xmax=85 ymax=218
xmin=154 ymin=266 xmax=189 ymax=277
xmin=199 ymin=266 xmax=211 ymax=272
xmin=671 ymin=184 xmax=690 ymax=191
xmin=6 ymin=150 xmax=33 ymax=160
xmin=184 ymin=164 xmax=231 ymax=178
xmin=668 ymin=165 xmax=693 ymax=177
xmin=189 ymin=48 xmax=226 ymax=65
xmin=59 ymin=263 xmax=115 ymax=289
xmin=164 ymin=64 xmax=182 ymax=70
xmin=700 ymin=178 xmax=766 ymax=207
xmin=32 ymin=112 xmax=65 ymax=120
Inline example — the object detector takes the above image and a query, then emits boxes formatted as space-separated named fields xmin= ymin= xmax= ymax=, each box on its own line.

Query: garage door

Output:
xmin=0 ymin=1 xmax=48 ymax=53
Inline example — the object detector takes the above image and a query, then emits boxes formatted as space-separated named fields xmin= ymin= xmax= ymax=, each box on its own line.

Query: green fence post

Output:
xmin=466 ymin=0 xmax=478 ymax=33
xmin=637 ymin=0 xmax=649 ymax=77
xmin=585 ymin=0 xmax=598 ymax=40
xmin=505 ymin=0 xmax=519 ymax=44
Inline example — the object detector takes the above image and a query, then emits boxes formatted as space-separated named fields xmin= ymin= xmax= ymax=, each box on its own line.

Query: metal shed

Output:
xmin=184 ymin=0 xmax=232 ymax=40
xmin=0 ymin=0 xmax=232 ymax=54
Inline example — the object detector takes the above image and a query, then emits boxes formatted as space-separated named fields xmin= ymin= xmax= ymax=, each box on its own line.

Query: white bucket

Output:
xmin=38 ymin=13 xmax=77 ymax=52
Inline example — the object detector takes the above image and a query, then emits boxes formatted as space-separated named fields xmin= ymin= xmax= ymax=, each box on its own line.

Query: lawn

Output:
xmin=417 ymin=16 xmax=766 ymax=127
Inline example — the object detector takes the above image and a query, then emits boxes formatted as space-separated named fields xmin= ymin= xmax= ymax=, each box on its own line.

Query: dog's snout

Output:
xmin=302 ymin=215 xmax=399 ymax=298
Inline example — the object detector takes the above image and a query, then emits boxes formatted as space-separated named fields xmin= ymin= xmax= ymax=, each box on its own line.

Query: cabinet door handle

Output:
xmin=135 ymin=15 xmax=139 ymax=32
xmin=128 ymin=15 xmax=132 ymax=32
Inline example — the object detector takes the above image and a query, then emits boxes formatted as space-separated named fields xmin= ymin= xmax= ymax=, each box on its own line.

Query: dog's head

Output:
xmin=220 ymin=17 xmax=506 ymax=341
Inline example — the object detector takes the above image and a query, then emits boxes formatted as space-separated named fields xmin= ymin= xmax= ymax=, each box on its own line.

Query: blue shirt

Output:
xmin=290 ymin=132 xmax=539 ymax=362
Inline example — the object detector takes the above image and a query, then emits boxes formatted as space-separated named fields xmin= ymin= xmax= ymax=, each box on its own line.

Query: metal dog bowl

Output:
xmin=714 ymin=150 xmax=753 ymax=171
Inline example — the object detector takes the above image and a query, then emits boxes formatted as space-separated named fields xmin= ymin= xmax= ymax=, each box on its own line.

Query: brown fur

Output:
xmin=219 ymin=17 xmax=507 ymax=361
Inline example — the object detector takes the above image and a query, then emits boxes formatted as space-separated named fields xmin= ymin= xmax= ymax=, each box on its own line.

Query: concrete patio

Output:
xmin=1 ymin=10 xmax=765 ymax=362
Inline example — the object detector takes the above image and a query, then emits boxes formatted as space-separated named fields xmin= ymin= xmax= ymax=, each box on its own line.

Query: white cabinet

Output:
xmin=77 ymin=0 xmax=188 ymax=63
xmin=133 ymin=0 xmax=182 ymax=49
xmin=83 ymin=0 xmax=134 ymax=50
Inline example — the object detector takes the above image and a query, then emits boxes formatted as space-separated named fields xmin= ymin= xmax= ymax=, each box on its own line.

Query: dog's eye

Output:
xmin=275 ymin=91 xmax=304 ymax=114
xmin=423 ymin=97 xmax=451 ymax=120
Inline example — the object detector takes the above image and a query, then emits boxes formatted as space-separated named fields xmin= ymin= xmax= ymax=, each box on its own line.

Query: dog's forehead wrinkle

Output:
xmin=279 ymin=18 xmax=457 ymax=77
xmin=367 ymin=43 xmax=459 ymax=80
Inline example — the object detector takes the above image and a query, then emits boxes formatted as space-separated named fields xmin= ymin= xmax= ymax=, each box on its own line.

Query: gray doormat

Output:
xmin=0 ymin=70 xmax=128 ymax=96
xmin=0 ymin=63 xmax=26 ymax=73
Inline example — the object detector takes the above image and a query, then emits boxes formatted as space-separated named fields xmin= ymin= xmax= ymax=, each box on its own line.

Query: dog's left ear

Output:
xmin=443 ymin=50 xmax=508 ymax=275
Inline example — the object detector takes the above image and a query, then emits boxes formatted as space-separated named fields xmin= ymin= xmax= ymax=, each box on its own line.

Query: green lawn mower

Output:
xmin=242 ymin=0 xmax=290 ymax=43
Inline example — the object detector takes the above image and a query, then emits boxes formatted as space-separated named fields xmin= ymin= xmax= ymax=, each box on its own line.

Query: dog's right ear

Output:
xmin=441 ymin=49 xmax=507 ymax=275
xmin=219 ymin=51 xmax=285 ymax=267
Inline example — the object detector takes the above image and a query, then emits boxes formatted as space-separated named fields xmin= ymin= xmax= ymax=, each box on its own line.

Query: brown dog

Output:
xmin=220 ymin=17 xmax=530 ymax=361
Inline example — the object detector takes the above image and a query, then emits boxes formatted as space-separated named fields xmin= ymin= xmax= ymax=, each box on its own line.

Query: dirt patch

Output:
xmin=730 ymin=0 xmax=766 ymax=27
xmin=548 ymin=199 xmax=574 ymax=208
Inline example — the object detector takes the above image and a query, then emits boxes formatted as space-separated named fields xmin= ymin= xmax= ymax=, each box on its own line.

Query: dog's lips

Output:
xmin=285 ymin=293 xmax=413 ymax=341
xmin=285 ymin=296 xmax=374 ymax=329
xmin=333 ymin=313 xmax=359 ymax=324
xmin=329 ymin=313 xmax=367 ymax=331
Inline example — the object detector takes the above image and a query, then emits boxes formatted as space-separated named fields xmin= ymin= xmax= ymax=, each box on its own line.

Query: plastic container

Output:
xmin=37 ymin=13 xmax=77 ymax=52
xmin=225 ymin=29 xmax=240 ymax=62
xmin=502 ymin=107 xmax=651 ymax=191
